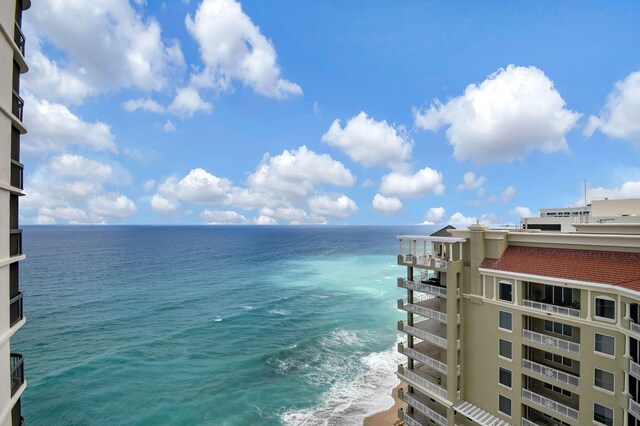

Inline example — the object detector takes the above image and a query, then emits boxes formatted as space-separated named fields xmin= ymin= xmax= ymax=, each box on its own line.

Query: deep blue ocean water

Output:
xmin=14 ymin=225 xmax=434 ymax=425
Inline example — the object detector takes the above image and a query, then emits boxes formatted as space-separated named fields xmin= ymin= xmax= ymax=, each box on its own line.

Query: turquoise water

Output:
xmin=15 ymin=225 xmax=432 ymax=425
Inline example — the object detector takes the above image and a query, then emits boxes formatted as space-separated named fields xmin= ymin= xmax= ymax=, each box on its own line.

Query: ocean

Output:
xmin=14 ymin=225 xmax=434 ymax=425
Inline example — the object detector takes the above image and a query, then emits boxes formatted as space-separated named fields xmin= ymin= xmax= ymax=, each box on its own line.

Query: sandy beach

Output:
xmin=363 ymin=382 xmax=406 ymax=426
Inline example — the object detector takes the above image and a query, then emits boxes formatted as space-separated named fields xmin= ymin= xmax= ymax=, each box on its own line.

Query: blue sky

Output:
xmin=20 ymin=0 xmax=640 ymax=225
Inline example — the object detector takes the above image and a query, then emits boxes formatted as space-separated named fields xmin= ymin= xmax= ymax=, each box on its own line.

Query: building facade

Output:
xmin=0 ymin=0 xmax=28 ymax=425
xmin=396 ymin=224 xmax=640 ymax=426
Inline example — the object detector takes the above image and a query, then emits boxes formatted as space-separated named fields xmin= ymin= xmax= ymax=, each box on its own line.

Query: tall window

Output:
xmin=499 ymin=283 xmax=513 ymax=302
xmin=499 ymin=367 xmax=512 ymax=388
xmin=543 ymin=284 xmax=574 ymax=306
xmin=499 ymin=339 xmax=512 ymax=360
xmin=594 ymin=403 xmax=614 ymax=426
xmin=499 ymin=311 xmax=512 ymax=330
xmin=498 ymin=395 xmax=511 ymax=416
xmin=594 ymin=334 xmax=615 ymax=356
xmin=595 ymin=297 xmax=615 ymax=319
xmin=544 ymin=320 xmax=573 ymax=337
xmin=594 ymin=369 xmax=614 ymax=392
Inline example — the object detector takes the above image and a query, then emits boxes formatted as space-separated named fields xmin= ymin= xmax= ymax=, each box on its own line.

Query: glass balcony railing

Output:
xmin=14 ymin=22 xmax=25 ymax=55
xmin=10 ymin=353 xmax=24 ymax=396
xmin=12 ymin=90 xmax=24 ymax=122
xmin=10 ymin=292 xmax=23 ymax=327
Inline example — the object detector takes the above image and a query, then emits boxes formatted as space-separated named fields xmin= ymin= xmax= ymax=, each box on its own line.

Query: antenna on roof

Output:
xmin=584 ymin=180 xmax=587 ymax=223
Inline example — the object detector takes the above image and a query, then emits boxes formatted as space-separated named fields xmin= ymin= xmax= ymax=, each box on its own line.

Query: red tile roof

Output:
xmin=480 ymin=245 xmax=640 ymax=292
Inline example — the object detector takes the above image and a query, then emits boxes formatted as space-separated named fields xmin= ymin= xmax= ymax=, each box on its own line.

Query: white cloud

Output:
xmin=576 ymin=181 xmax=640 ymax=205
xmin=185 ymin=0 xmax=301 ymax=98
xmin=28 ymin=0 xmax=184 ymax=95
xmin=123 ymin=98 xmax=165 ymax=113
xmin=150 ymin=194 xmax=179 ymax=213
xmin=322 ymin=112 xmax=412 ymax=169
xmin=308 ymin=194 xmax=358 ymax=220
xmin=201 ymin=209 xmax=249 ymax=224
xmin=259 ymin=206 xmax=311 ymax=223
xmin=143 ymin=179 xmax=156 ymax=192
xmin=501 ymin=186 xmax=516 ymax=203
xmin=48 ymin=154 xmax=113 ymax=181
xmin=585 ymin=71 xmax=640 ymax=144
xmin=23 ymin=93 xmax=117 ymax=154
xmin=379 ymin=167 xmax=444 ymax=198
xmin=163 ymin=120 xmax=176 ymax=132
xmin=509 ymin=206 xmax=534 ymax=218
xmin=168 ymin=87 xmax=213 ymax=117
xmin=457 ymin=172 xmax=486 ymax=191
xmin=372 ymin=194 xmax=403 ymax=214
xmin=448 ymin=212 xmax=478 ymax=226
xmin=414 ymin=65 xmax=580 ymax=164
xmin=88 ymin=194 xmax=138 ymax=219
xmin=158 ymin=168 xmax=232 ymax=204
xmin=423 ymin=207 xmax=446 ymax=225
xmin=247 ymin=145 xmax=354 ymax=199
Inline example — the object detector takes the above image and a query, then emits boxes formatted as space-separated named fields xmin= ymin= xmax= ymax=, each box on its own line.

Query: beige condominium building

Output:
xmin=0 ymin=0 xmax=28 ymax=425
xmin=396 ymin=220 xmax=640 ymax=426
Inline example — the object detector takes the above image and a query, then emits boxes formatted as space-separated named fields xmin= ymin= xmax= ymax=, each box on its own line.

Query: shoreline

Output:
xmin=363 ymin=381 xmax=406 ymax=426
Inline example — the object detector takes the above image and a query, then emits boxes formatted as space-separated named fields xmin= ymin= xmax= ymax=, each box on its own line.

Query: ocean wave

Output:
xmin=280 ymin=340 xmax=403 ymax=425
xmin=269 ymin=309 xmax=291 ymax=316
xmin=213 ymin=316 xmax=223 ymax=322
xmin=241 ymin=305 xmax=254 ymax=310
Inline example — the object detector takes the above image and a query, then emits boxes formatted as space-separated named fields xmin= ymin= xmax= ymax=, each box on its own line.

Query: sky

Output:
xmin=19 ymin=0 xmax=640 ymax=225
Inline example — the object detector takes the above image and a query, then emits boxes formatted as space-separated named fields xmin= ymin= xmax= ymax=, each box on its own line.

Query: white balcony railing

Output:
xmin=523 ymin=299 xmax=581 ymax=318
xmin=402 ymin=279 xmax=450 ymax=298
xmin=522 ymin=329 xmax=580 ymax=354
xmin=434 ymin=259 xmax=448 ymax=269
xmin=522 ymin=389 xmax=579 ymax=421
xmin=522 ymin=359 xmax=579 ymax=387
xmin=403 ymin=346 xmax=447 ymax=374
xmin=404 ymin=324 xmax=448 ymax=349
xmin=399 ymin=366 xmax=448 ymax=399
xmin=403 ymin=411 xmax=423 ymax=426
xmin=521 ymin=418 xmax=537 ymax=426
xmin=401 ymin=300 xmax=448 ymax=323
xmin=403 ymin=254 xmax=415 ymax=264
xmin=402 ymin=392 xmax=447 ymax=426
xmin=630 ymin=398 xmax=640 ymax=419
xmin=631 ymin=360 xmax=640 ymax=380
xmin=631 ymin=322 xmax=640 ymax=336
xmin=417 ymin=255 xmax=432 ymax=267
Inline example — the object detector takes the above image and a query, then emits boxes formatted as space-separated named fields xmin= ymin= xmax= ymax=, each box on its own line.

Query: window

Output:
xmin=499 ymin=367 xmax=512 ymax=388
xmin=544 ymin=351 xmax=573 ymax=367
xmin=543 ymin=382 xmax=572 ymax=397
xmin=594 ymin=403 xmax=614 ymax=426
xmin=594 ymin=369 xmax=615 ymax=392
xmin=498 ymin=395 xmax=511 ymax=416
xmin=499 ymin=339 xmax=512 ymax=360
xmin=594 ymin=334 xmax=615 ymax=356
xmin=499 ymin=283 xmax=512 ymax=302
xmin=543 ymin=284 xmax=574 ymax=306
xmin=595 ymin=297 xmax=616 ymax=319
xmin=544 ymin=320 xmax=573 ymax=337
xmin=499 ymin=311 xmax=512 ymax=330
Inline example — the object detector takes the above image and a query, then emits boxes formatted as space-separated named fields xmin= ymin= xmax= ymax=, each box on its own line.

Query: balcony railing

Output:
xmin=522 ymin=329 xmax=580 ymax=354
xmin=398 ymin=365 xmax=447 ymax=399
xmin=522 ymin=388 xmax=579 ymax=421
xmin=401 ymin=391 xmax=447 ymax=426
xmin=631 ymin=360 xmax=640 ymax=380
xmin=630 ymin=398 xmax=640 ymax=419
xmin=10 ymin=292 xmax=23 ymax=327
xmin=403 ymin=345 xmax=448 ymax=374
xmin=522 ymin=359 xmax=579 ymax=387
xmin=400 ymin=300 xmax=448 ymax=323
xmin=11 ymin=160 xmax=23 ymax=190
xmin=401 ymin=279 xmax=455 ymax=298
xmin=631 ymin=322 xmax=640 ymax=336
xmin=10 ymin=353 xmax=24 ymax=396
xmin=402 ymin=323 xmax=448 ymax=349
xmin=10 ymin=229 xmax=23 ymax=257
xmin=402 ymin=411 xmax=423 ymax=426
xmin=12 ymin=90 xmax=24 ymax=122
xmin=523 ymin=299 xmax=580 ymax=318
xmin=14 ymin=23 xmax=26 ymax=56
xmin=521 ymin=419 xmax=537 ymax=426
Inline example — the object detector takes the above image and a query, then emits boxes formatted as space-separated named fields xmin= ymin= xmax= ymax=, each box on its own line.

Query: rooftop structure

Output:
xmin=0 ymin=0 xmax=29 ymax=424
xmin=395 ymin=221 xmax=640 ymax=426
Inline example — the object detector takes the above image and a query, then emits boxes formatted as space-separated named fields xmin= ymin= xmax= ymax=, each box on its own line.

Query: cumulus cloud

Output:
xmin=585 ymin=71 xmax=640 ymax=144
xmin=308 ymin=194 xmax=358 ymax=220
xmin=185 ymin=0 xmax=301 ymax=98
xmin=457 ymin=172 xmax=486 ymax=192
xmin=509 ymin=206 xmax=534 ymax=218
xmin=150 ymin=194 xmax=179 ymax=213
xmin=575 ymin=181 xmax=640 ymax=205
xmin=423 ymin=207 xmax=446 ymax=225
xmin=27 ymin=0 xmax=184 ymax=97
xmin=379 ymin=167 xmax=444 ymax=198
xmin=23 ymin=93 xmax=117 ymax=154
xmin=501 ymin=186 xmax=516 ymax=203
xmin=414 ymin=65 xmax=580 ymax=164
xmin=168 ymin=87 xmax=213 ymax=117
xmin=88 ymin=194 xmax=138 ymax=219
xmin=202 ymin=209 xmax=249 ymax=224
xmin=372 ymin=194 xmax=403 ymax=214
xmin=448 ymin=212 xmax=479 ymax=226
xmin=322 ymin=112 xmax=412 ymax=169
xmin=163 ymin=120 xmax=176 ymax=132
xmin=158 ymin=168 xmax=232 ymax=204
xmin=123 ymin=98 xmax=165 ymax=113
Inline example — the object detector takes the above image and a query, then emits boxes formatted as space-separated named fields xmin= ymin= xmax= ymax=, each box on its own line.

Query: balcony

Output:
xmin=10 ymin=353 xmax=24 ymax=396
xmin=11 ymin=160 xmax=23 ymax=190
xmin=522 ymin=388 xmax=578 ymax=422
xmin=400 ymin=343 xmax=448 ymax=375
xmin=10 ymin=292 xmax=23 ymax=327
xmin=399 ymin=320 xmax=450 ymax=349
xmin=524 ymin=282 xmax=581 ymax=318
xmin=12 ymin=90 xmax=24 ymax=122
xmin=14 ymin=22 xmax=25 ymax=56
xmin=522 ymin=358 xmax=579 ymax=387
xmin=631 ymin=321 xmax=640 ymax=336
xmin=399 ymin=298 xmax=457 ymax=324
xmin=400 ymin=389 xmax=448 ymax=426
xmin=10 ymin=229 xmax=23 ymax=257
xmin=399 ymin=278 xmax=454 ymax=298
xmin=397 ymin=364 xmax=447 ymax=400
xmin=402 ymin=410 xmax=429 ymax=426
xmin=630 ymin=398 xmax=640 ymax=420
xmin=522 ymin=329 xmax=580 ymax=355
xmin=522 ymin=299 xmax=580 ymax=318
xmin=10 ymin=398 xmax=22 ymax=426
